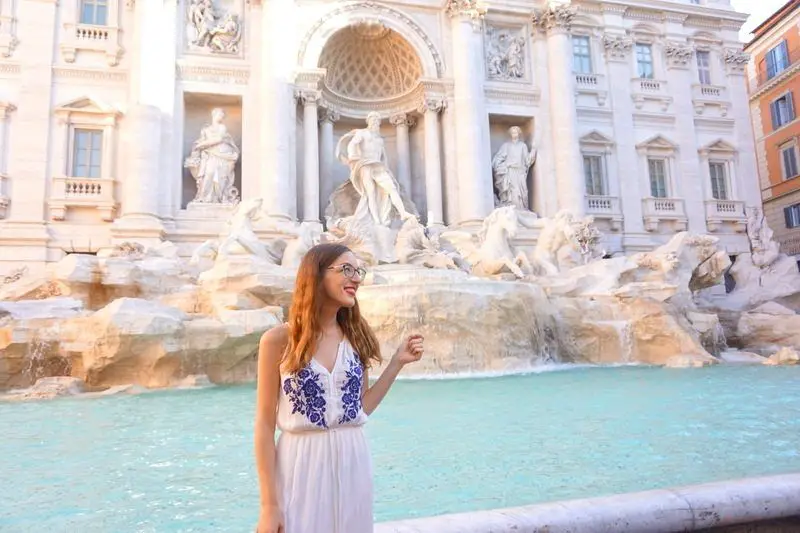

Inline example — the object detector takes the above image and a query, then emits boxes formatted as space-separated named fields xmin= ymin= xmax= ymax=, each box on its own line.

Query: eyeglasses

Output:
xmin=328 ymin=263 xmax=367 ymax=280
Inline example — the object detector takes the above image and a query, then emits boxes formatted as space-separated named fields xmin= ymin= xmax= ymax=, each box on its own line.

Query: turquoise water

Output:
xmin=2 ymin=365 xmax=800 ymax=532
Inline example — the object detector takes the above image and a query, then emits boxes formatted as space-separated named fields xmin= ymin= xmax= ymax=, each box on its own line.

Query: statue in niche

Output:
xmin=187 ymin=0 xmax=241 ymax=54
xmin=491 ymin=126 xmax=536 ymax=210
xmin=328 ymin=111 xmax=417 ymax=227
xmin=184 ymin=107 xmax=240 ymax=205
xmin=486 ymin=27 xmax=526 ymax=80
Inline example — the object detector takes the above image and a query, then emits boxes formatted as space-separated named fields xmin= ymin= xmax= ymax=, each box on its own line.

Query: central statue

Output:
xmin=332 ymin=111 xmax=416 ymax=227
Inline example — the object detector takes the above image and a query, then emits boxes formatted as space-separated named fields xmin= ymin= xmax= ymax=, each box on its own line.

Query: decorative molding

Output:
xmin=176 ymin=63 xmax=250 ymax=85
xmin=418 ymin=96 xmax=446 ymax=114
xmin=484 ymin=25 xmax=526 ymax=82
xmin=297 ymin=2 xmax=444 ymax=77
xmin=698 ymin=138 xmax=737 ymax=157
xmin=624 ymin=8 xmax=662 ymax=22
xmin=445 ymin=0 xmax=487 ymax=31
xmin=0 ymin=62 xmax=20 ymax=75
xmin=723 ymin=48 xmax=748 ymax=75
xmin=601 ymin=4 xmax=627 ymax=15
xmin=295 ymin=89 xmax=321 ymax=106
xmin=0 ymin=102 xmax=16 ymax=120
xmin=390 ymin=112 xmax=416 ymax=128
xmin=685 ymin=16 xmax=721 ymax=30
xmin=531 ymin=3 xmax=577 ymax=33
xmin=484 ymin=86 xmax=540 ymax=106
xmin=318 ymin=108 xmax=340 ymax=124
xmin=52 ymin=67 xmax=128 ymax=83
xmin=664 ymin=41 xmax=693 ymax=69
xmin=602 ymin=33 xmax=633 ymax=61
xmin=663 ymin=12 xmax=688 ymax=24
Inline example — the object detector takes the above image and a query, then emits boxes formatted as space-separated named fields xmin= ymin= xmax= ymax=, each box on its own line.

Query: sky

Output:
xmin=732 ymin=0 xmax=787 ymax=42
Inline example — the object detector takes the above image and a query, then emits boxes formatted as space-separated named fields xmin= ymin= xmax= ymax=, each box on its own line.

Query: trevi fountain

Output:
xmin=1 ymin=0 xmax=800 ymax=530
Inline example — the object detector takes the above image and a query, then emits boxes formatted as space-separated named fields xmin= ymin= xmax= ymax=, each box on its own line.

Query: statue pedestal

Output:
xmin=185 ymin=202 xmax=237 ymax=219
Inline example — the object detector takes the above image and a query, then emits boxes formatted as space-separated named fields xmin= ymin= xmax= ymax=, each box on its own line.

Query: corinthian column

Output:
xmin=390 ymin=113 xmax=415 ymax=196
xmin=419 ymin=97 xmax=446 ymax=227
xmin=446 ymin=0 xmax=494 ymax=226
xmin=533 ymin=3 xmax=585 ymax=216
xmin=318 ymin=107 xmax=339 ymax=219
xmin=297 ymin=89 xmax=321 ymax=222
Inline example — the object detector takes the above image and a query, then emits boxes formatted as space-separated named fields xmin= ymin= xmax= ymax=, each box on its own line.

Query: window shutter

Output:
xmin=786 ymin=207 xmax=792 ymax=228
xmin=780 ymin=40 xmax=790 ymax=67
xmin=772 ymin=101 xmax=780 ymax=130
xmin=789 ymin=92 xmax=796 ymax=121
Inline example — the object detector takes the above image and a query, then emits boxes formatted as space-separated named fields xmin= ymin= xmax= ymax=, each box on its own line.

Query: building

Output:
xmin=745 ymin=0 xmax=800 ymax=256
xmin=0 ymin=0 xmax=759 ymax=276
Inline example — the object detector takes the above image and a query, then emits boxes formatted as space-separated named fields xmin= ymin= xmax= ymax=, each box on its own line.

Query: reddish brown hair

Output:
xmin=281 ymin=243 xmax=382 ymax=374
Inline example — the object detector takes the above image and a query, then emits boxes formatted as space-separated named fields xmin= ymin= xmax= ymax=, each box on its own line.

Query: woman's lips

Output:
xmin=344 ymin=287 xmax=357 ymax=296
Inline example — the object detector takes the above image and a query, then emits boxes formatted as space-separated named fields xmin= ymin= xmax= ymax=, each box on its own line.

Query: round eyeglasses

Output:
xmin=328 ymin=263 xmax=367 ymax=280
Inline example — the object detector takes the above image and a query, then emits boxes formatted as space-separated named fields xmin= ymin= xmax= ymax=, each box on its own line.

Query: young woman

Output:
xmin=254 ymin=243 xmax=424 ymax=533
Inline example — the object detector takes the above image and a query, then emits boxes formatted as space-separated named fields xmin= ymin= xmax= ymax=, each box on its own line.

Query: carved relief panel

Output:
xmin=484 ymin=25 xmax=528 ymax=82
xmin=185 ymin=0 xmax=243 ymax=56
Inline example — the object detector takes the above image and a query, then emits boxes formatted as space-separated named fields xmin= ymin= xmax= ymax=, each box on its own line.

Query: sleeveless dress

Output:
xmin=275 ymin=339 xmax=373 ymax=533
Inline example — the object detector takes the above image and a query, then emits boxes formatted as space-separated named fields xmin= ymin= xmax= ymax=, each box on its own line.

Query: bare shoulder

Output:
xmin=259 ymin=324 xmax=289 ymax=365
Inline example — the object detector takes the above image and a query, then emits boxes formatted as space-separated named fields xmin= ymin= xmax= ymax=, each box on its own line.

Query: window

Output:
xmin=572 ymin=36 xmax=592 ymax=74
xmin=782 ymin=144 xmax=799 ymax=180
xmin=696 ymin=50 xmax=711 ymax=85
xmin=708 ymin=162 xmax=728 ymax=200
xmin=72 ymin=129 xmax=103 ymax=178
xmin=771 ymin=93 xmax=796 ymax=130
xmin=80 ymin=0 xmax=108 ymax=25
xmin=785 ymin=203 xmax=800 ymax=228
xmin=648 ymin=158 xmax=668 ymax=197
xmin=636 ymin=43 xmax=654 ymax=79
xmin=583 ymin=155 xmax=606 ymax=196
xmin=766 ymin=40 xmax=790 ymax=80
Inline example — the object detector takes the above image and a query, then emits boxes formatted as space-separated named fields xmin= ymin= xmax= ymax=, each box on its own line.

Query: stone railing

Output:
xmin=705 ymin=199 xmax=746 ymax=232
xmin=60 ymin=23 xmax=122 ymax=66
xmin=574 ymin=73 xmax=607 ymax=105
xmin=585 ymin=194 xmax=622 ymax=231
xmin=642 ymin=196 xmax=687 ymax=231
xmin=630 ymin=78 xmax=671 ymax=111
xmin=575 ymin=73 xmax=599 ymax=87
xmin=48 ymin=176 xmax=117 ymax=222
xmin=692 ymin=84 xmax=727 ymax=100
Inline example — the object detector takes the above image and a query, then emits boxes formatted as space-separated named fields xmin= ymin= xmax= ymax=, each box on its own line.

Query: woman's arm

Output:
xmin=361 ymin=334 xmax=423 ymax=415
xmin=254 ymin=325 xmax=287 ymax=529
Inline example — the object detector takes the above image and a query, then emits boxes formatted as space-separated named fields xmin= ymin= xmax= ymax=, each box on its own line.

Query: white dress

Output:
xmin=275 ymin=339 xmax=373 ymax=533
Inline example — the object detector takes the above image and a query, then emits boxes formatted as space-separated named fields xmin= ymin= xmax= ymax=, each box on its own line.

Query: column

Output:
xmin=260 ymin=0 xmax=295 ymax=219
xmin=0 ymin=103 xmax=11 ymax=219
xmin=447 ymin=1 xmax=494 ymax=225
xmin=420 ymin=97 xmax=446 ymax=227
xmin=535 ymin=4 xmax=585 ymax=216
xmin=390 ymin=113 xmax=414 ymax=195
xmin=318 ymin=108 xmax=338 ymax=218
xmin=297 ymin=90 xmax=321 ymax=223
xmin=725 ymin=49 xmax=761 ymax=211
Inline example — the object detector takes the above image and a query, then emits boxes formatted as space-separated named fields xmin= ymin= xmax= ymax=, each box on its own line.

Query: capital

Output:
xmin=602 ymin=33 xmax=633 ymax=61
xmin=390 ymin=113 xmax=416 ymax=128
xmin=418 ymin=97 xmax=446 ymax=114
xmin=445 ymin=0 xmax=486 ymax=31
xmin=318 ymin=107 xmax=340 ymax=124
xmin=531 ymin=3 xmax=577 ymax=34
xmin=294 ymin=89 xmax=321 ymax=106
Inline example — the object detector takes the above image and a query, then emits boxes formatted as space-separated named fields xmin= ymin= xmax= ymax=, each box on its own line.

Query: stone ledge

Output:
xmin=375 ymin=473 xmax=800 ymax=532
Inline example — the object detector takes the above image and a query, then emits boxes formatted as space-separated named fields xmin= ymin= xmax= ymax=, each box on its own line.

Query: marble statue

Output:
xmin=530 ymin=211 xmax=604 ymax=275
xmin=330 ymin=112 xmax=417 ymax=227
xmin=395 ymin=217 xmax=470 ymax=271
xmin=184 ymin=108 xmax=240 ymax=205
xmin=492 ymin=126 xmax=536 ymax=210
xmin=746 ymin=207 xmax=780 ymax=268
xmin=281 ymin=222 xmax=322 ymax=269
xmin=443 ymin=206 xmax=532 ymax=278
xmin=187 ymin=0 xmax=241 ymax=54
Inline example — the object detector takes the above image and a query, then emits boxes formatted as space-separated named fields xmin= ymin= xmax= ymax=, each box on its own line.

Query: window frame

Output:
xmin=771 ymin=91 xmax=796 ymax=130
xmin=785 ymin=203 xmax=800 ymax=229
xmin=572 ymin=35 xmax=593 ymax=75
xmin=696 ymin=50 xmax=712 ymax=85
xmin=635 ymin=43 xmax=655 ymax=79
xmin=70 ymin=128 xmax=104 ymax=179
xmin=79 ymin=0 xmax=108 ymax=26
xmin=582 ymin=153 xmax=607 ymax=196
xmin=766 ymin=40 xmax=790 ymax=81
xmin=647 ymin=157 xmax=669 ymax=198
xmin=708 ymin=160 xmax=729 ymax=200
xmin=780 ymin=141 xmax=800 ymax=181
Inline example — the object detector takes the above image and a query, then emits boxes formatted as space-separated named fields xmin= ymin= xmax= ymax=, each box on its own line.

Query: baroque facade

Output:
xmin=745 ymin=0 xmax=800 ymax=256
xmin=0 ymin=0 xmax=758 ymax=274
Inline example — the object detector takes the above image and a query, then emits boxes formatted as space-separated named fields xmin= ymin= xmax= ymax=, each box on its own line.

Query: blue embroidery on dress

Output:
xmin=283 ymin=367 xmax=327 ymax=428
xmin=338 ymin=356 xmax=363 ymax=424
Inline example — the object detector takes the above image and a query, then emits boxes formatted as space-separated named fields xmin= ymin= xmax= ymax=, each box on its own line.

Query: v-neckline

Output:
xmin=313 ymin=339 xmax=344 ymax=375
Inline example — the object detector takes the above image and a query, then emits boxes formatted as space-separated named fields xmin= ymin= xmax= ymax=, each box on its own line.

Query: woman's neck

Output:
xmin=319 ymin=304 xmax=341 ymax=337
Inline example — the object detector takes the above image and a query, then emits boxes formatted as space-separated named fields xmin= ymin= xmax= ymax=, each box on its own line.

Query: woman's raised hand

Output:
xmin=392 ymin=334 xmax=424 ymax=367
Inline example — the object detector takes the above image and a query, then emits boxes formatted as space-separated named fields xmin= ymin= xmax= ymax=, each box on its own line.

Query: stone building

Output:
xmin=0 ymin=0 xmax=759 ymax=274
xmin=746 ymin=0 xmax=800 ymax=256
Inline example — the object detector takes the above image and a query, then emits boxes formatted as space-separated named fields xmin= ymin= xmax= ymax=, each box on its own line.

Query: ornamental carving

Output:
xmin=531 ymin=4 xmax=577 ymax=33
xmin=485 ymin=26 xmax=526 ymax=81
xmin=418 ymin=97 xmax=446 ymax=114
xmin=723 ymin=48 xmax=749 ymax=72
xmin=445 ymin=0 xmax=486 ymax=30
xmin=602 ymin=34 xmax=633 ymax=60
xmin=318 ymin=108 xmax=340 ymax=124
xmin=186 ymin=0 xmax=242 ymax=55
xmin=295 ymin=89 xmax=321 ymax=106
xmin=390 ymin=113 xmax=416 ymax=128
xmin=664 ymin=42 xmax=693 ymax=68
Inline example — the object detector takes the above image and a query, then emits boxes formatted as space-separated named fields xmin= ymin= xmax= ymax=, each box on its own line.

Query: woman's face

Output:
xmin=322 ymin=251 xmax=365 ymax=308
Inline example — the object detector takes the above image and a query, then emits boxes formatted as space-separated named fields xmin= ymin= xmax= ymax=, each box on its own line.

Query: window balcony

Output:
xmin=49 ymin=176 xmax=117 ymax=222
xmin=574 ymin=73 xmax=607 ymax=106
xmin=630 ymin=78 xmax=672 ymax=112
xmin=751 ymin=47 xmax=800 ymax=94
xmin=642 ymin=197 xmax=687 ymax=232
xmin=704 ymin=199 xmax=746 ymax=232
xmin=585 ymin=194 xmax=622 ymax=231
xmin=60 ymin=23 xmax=122 ymax=66
xmin=691 ymin=84 xmax=730 ymax=116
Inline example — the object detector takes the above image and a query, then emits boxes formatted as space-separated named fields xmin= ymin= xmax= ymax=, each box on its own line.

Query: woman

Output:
xmin=254 ymin=243 xmax=424 ymax=533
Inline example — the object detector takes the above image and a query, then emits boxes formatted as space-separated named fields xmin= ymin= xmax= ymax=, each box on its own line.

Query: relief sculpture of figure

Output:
xmin=184 ymin=107 xmax=240 ymax=205
xmin=492 ymin=126 xmax=536 ymax=210
xmin=331 ymin=112 xmax=416 ymax=227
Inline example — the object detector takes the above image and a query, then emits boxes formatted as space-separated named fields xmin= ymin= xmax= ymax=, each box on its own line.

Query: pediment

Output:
xmin=54 ymin=96 xmax=118 ymax=116
xmin=580 ymin=130 xmax=614 ymax=146
xmin=699 ymin=138 xmax=737 ymax=154
xmin=636 ymin=134 xmax=678 ymax=151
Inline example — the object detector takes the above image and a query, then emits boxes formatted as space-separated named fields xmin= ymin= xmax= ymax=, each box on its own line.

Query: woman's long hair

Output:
xmin=281 ymin=243 xmax=382 ymax=374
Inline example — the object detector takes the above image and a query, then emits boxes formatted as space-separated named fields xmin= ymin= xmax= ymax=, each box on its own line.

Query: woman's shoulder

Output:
xmin=259 ymin=324 xmax=289 ymax=364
